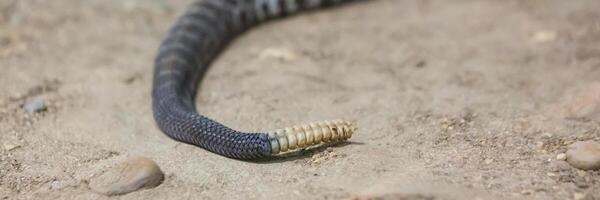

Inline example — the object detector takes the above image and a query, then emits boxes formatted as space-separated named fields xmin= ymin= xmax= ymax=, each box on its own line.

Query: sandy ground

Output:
xmin=1 ymin=0 xmax=600 ymax=199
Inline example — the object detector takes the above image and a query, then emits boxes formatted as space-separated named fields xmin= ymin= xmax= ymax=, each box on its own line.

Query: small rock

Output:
xmin=326 ymin=147 xmax=334 ymax=152
xmin=2 ymin=142 xmax=21 ymax=151
xmin=532 ymin=30 xmax=557 ymax=43
xmin=23 ymin=96 xmax=46 ymax=113
xmin=576 ymin=169 xmax=587 ymax=177
xmin=574 ymin=192 xmax=587 ymax=200
xmin=89 ymin=157 xmax=164 ymax=196
xmin=258 ymin=47 xmax=299 ymax=62
xmin=566 ymin=141 xmax=600 ymax=170
xmin=556 ymin=153 xmax=567 ymax=161
xmin=484 ymin=158 xmax=493 ymax=164
xmin=520 ymin=189 xmax=534 ymax=196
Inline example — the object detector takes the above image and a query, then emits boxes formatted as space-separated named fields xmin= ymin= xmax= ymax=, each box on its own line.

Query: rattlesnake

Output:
xmin=152 ymin=0 xmax=359 ymax=160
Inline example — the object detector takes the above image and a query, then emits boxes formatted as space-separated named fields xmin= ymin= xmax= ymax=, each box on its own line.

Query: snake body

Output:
xmin=152 ymin=0 xmax=357 ymax=160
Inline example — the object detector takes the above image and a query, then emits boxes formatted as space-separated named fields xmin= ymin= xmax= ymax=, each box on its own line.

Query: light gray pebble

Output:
xmin=23 ymin=96 xmax=46 ymax=113
xmin=556 ymin=153 xmax=567 ymax=161
xmin=89 ymin=157 xmax=164 ymax=196
xmin=566 ymin=141 xmax=600 ymax=170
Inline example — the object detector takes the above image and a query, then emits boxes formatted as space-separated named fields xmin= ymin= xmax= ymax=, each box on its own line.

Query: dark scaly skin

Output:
xmin=152 ymin=0 xmax=358 ymax=160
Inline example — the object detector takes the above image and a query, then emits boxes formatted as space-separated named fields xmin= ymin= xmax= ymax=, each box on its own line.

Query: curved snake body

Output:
xmin=152 ymin=0 xmax=358 ymax=160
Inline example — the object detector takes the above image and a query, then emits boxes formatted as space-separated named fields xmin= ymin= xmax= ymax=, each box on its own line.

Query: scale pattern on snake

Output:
xmin=152 ymin=0 xmax=359 ymax=160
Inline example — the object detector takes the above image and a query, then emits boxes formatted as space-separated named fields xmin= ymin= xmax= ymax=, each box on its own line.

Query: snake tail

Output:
xmin=268 ymin=119 xmax=357 ymax=155
xmin=152 ymin=0 xmax=359 ymax=160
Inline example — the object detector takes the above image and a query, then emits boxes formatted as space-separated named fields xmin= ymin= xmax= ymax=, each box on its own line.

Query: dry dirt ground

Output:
xmin=1 ymin=0 xmax=600 ymax=199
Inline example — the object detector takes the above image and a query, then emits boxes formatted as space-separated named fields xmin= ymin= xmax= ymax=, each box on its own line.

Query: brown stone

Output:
xmin=89 ymin=157 xmax=164 ymax=196
xmin=566 ymin=141 xmax=600 ymax=170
